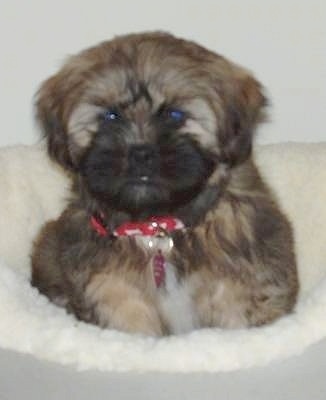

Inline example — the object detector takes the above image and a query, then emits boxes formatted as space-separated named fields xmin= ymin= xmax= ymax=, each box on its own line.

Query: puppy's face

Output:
xmin=36 ymin=32 xmax=266 ymax=217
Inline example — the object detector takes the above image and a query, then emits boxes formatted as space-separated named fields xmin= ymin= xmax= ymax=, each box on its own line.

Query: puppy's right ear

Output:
xmin=35 ymin=71 xmax=75 ymax=170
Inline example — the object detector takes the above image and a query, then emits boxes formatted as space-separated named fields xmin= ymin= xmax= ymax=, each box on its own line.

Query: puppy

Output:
xmin=31 ymin=32 xmax=298 ymax=335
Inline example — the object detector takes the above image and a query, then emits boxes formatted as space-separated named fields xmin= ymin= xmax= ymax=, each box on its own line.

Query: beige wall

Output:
xmin=1 ymin=0 xmax=324 ymax=146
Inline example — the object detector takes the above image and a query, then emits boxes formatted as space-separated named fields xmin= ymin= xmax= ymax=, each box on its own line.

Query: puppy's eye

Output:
xmin=165 ymin=108 xmax=186 ymax=124
xmin=103 ymin=109 xmax=121 ymax=122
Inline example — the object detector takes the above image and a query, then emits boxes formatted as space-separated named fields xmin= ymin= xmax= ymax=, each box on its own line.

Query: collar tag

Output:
xmin=153 ymin=250 xmax=166 ymax=288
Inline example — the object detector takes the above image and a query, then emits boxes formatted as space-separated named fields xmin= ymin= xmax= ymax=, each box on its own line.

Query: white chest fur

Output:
xmin=135 ymin=235 xmax=198 ymax=334
xmin=157 ymin=262 xmax=199 ymax=334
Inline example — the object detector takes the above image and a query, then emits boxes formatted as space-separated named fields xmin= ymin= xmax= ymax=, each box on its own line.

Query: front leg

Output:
xmin=186 ymin=196 xmax=298 ymax=329
xmin=84 ymin=272 xmax=164 ymax=336
xmin=191 ymin=271 xmax=297 ymax=329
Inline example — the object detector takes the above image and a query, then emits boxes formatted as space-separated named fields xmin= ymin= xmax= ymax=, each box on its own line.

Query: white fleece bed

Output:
xmin=0 ymin=142 xmax=325 ymax=373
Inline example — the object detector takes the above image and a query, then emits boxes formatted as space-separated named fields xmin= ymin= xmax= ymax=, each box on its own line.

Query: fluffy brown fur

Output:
xmin=31 ymin=32 xmax=298 ymax=335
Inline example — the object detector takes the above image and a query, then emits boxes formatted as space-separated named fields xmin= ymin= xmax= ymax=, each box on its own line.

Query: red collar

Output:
xmin=90 ymin=214 xmax=185 ymax=238
xmin=90 ymin=214 xmax=184 ymax=289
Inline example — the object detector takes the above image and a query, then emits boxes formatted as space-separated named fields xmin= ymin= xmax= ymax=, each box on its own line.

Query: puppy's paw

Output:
xmin=85 ymin=273 xmax=164 ymax=336
xmin=97 ymin=298 xmax=164 ymax=336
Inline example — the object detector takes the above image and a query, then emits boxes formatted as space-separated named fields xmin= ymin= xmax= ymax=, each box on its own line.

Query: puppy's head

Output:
xmin=36 ymin=32 xmax=266 ymax=217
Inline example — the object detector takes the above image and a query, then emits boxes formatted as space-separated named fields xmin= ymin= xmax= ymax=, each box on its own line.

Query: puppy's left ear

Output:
xmin=218 ymin=66 xmax=267 ymax=166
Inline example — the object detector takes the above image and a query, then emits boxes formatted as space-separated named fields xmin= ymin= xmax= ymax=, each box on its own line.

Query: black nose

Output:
xmin=129 ymin=144 xmax=157 ymax=167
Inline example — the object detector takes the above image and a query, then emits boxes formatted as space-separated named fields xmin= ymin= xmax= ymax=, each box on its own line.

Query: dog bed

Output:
xmin=0 ymin=142 xmax=325 ymax=373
